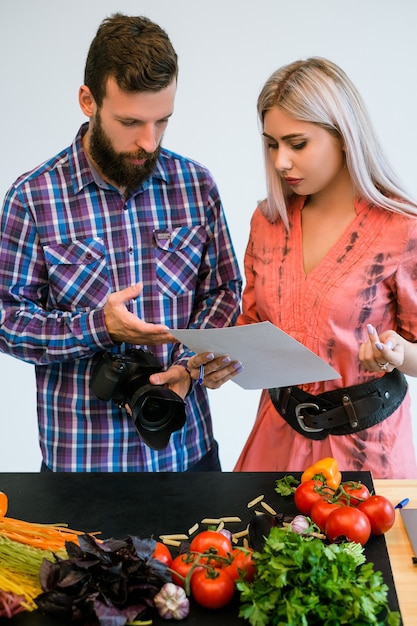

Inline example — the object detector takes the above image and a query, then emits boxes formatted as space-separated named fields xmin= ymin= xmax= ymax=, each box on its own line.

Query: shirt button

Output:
xmin=128 ymin=247 xmax=133 ymax=254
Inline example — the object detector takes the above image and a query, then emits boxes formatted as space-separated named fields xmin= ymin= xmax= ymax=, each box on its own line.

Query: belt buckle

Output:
xmin=295 ymin=402 xmax=324 ymax=432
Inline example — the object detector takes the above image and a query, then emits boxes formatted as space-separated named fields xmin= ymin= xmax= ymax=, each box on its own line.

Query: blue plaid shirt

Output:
xmin=0 ymin=124 xmax=241 ymax=471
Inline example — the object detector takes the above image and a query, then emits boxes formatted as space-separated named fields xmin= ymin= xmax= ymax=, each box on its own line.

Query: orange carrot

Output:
xmin=0 ymin=516 xmax=96 ymax=551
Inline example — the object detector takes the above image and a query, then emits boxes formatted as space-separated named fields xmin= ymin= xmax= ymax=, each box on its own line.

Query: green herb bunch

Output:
xmin=237 ymin=526 xmax=400 ymax=626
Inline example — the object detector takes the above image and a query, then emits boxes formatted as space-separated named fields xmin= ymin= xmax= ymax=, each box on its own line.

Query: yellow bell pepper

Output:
xmin=0 ymin=491 xmax=8 ymax=518
xmin=301 ymin=457 xmax=342 ymax=490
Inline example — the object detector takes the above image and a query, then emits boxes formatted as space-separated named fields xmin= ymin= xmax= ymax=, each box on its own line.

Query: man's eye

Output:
xmin=120 ymin=120 xmax=137 ymax=127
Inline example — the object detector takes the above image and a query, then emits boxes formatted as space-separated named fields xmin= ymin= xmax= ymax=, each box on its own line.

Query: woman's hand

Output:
xmin=359 ymin=324 xmax=404 ymax=373
xmin=186 ymin=352 xmax=244 ymax=389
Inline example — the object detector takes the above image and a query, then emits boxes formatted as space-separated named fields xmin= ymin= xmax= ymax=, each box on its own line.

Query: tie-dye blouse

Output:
xmin=235 ymin=196 xmax=417 ymax=478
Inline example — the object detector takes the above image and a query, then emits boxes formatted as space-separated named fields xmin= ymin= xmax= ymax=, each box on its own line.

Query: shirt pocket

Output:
xmin=44 ymin=238 xmax=110 ymax=311
xmin=154 ymin=226 xmax=207 ymax=298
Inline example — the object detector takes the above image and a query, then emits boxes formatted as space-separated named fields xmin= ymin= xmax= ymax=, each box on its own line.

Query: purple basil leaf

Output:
xmin=130 ymin=536 xmax=156 ymax=560
xmin=94 ymin=596 xmax=146 ymax=626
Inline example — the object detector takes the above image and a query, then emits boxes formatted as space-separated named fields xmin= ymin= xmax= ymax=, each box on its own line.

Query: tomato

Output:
xmin=310 ymin=499 xmax=343 ymax=532
xmin=152 ymin=541 xmax=173 ymax=567
xmin=325 ymin=506 xmax=371 ymax=545
xmin=358 ymin=495 xmax=396 ymax=535
xmin=223 ymin=548 xmax=256 ymax=583
xmin=190 ymin=566 xmax=235 ymax=609
xmin=338 ymin=481 xmax=371 ymax=507
xmin=189 ymin=530 xmax=233 ymax=560
xmin=170 ymin=553 xmax=202 ymax=587
xmin=294 ymin=480 xmax=332 ymax=516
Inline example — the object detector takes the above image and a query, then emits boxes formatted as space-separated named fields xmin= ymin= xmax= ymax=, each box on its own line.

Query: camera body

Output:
xmin=90 ymin=349 xmax=186 ymax=450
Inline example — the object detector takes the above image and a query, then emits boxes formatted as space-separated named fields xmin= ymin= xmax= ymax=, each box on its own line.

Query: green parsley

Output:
xmin=275 ymin=474 xmax=299 ymax=496
xmin=237 ymin=526 xmax=400 ymax=625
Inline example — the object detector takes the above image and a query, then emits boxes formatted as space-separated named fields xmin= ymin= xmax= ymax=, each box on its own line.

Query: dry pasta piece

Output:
xmin=188 ymin=523 xmax=199 ymax=535
xmin=161 ymin=538 xmax=181 ymax=547
xmin=247 ymin=494 xmax=264 ymax=508
xmin=261 ymin=501 xmax=277 ymax=515
xmin=159 ymin=534 xmax=188 ymax=541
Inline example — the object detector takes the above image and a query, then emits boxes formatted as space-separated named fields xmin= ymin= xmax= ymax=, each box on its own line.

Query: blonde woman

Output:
xmin=191 ymin=57 xmax=417 ymax=478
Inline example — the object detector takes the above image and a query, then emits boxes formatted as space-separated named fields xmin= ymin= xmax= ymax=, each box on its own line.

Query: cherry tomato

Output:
xmin=170 ymin=553 xmax=202 ymax=587
xmin=294 ymin=480 xmax=332 ymax=516
xmin=325 ymin=506 xmax=371 ymax=545
xmin=310 ymin=499 xmax=343 ymax=532
xmin=223 ymin=547 xmax=256 ymax=583
xmin=189 ymin=530 xmax=233 ymax=560
xmin=190 ymin=566 xmax=235 ymax=609
xmin=358 ymin=495 xmax=396 ymax=535
xmin=338 ymin=481 xmax=371 ymax=507
xmin=152 ymin=541 xmax=173 ymax=567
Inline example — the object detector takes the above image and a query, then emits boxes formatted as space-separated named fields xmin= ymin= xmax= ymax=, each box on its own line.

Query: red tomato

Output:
xmin=190 ymin=567 xmax=235 ymax=609
xmin=358 ymin=495 xmax=396 ymax=535
xmin=338 ymin=481 xmax=371 ymax=507
xmin=152 ymin=541 xmax=173 ymax=567
xmin=189 ymin=530 xmax=233 ymax=560
xmin=170 ymin=553 xmax=202 ymax=587
xmin=310 ymin=499 xmax=343 ymax=532
xmin=325 ymin=506 xmax=371 ymax=545
xmin=223 ymin=548 xmax=256 ymax=583
xmin=294 ymin=480 xmax=332 ymax=516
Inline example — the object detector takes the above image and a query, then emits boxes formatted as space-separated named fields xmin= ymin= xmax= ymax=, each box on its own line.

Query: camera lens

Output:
xmin=141 ymin=397 xmax=172 ymax=425
xmin=140 ymin=395 xmax=182 ymax=429
xmin=90 ymin=348 xmax=186 ymax=449
xmin=130 ymin=385 xmax=186 ymax=449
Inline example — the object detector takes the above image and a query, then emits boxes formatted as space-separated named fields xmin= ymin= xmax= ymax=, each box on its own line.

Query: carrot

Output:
xmin=0 ymin=515 xmax=100 ymax=552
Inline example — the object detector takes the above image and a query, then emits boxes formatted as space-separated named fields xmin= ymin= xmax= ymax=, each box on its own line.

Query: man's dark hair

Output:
xmin=84 ymin=13 xmax=178 ymax=106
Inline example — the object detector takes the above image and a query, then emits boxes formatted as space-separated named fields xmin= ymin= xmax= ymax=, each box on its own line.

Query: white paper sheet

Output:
xmin=172 ymin=322 xmax=340 ymax=390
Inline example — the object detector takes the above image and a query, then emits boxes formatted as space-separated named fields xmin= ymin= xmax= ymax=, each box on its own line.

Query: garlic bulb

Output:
xmin=153 ymin=582 xmax=190 ymax=620
xmin=290 ymin=515 xmax=310 ymax=534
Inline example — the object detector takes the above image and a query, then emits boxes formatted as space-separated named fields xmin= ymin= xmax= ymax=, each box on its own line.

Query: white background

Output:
xmin=1 ymin=0 xmax=417 ymax=471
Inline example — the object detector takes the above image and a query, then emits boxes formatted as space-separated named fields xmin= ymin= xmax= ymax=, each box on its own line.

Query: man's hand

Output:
xmin=149 ymin=364 xmax=192 ymax=399
xmin=104 ymin=282 xmax=177 ymax=345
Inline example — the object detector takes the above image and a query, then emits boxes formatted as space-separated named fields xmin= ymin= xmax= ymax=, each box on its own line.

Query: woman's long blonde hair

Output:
xmin=258 ymin=57 xmax=417 ymax=227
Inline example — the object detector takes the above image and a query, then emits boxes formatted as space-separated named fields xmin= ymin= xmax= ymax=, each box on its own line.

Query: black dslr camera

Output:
xmin=90 ymin=349 xmax=186 ymax=450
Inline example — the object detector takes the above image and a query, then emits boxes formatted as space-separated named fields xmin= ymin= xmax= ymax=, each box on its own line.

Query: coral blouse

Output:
xmin=235 ymin=196 xmax=417 ymax=478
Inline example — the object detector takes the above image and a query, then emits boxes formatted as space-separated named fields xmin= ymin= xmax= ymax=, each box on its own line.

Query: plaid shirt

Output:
xmin=0 ymin=124 xmax=241 ymax=471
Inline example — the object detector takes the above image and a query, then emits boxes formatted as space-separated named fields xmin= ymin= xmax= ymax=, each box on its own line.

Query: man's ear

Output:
xmin=79 ymin=85 xmax=96 ymax=117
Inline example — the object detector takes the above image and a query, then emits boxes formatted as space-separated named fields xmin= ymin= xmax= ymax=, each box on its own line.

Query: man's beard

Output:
xmin=88 ymin=111 xmax=161 ymax=192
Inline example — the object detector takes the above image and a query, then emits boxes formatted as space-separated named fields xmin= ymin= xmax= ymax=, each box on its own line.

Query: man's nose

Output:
xmin=135 ymin=124 xmax=158 ymax=153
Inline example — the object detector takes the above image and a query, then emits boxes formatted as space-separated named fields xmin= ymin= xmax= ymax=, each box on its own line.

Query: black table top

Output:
xmin=0 ymin=471 xmax=400 ymax=625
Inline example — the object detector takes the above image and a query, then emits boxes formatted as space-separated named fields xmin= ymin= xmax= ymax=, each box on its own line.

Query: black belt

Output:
xmin=268 ymin=369 xmax=407 ymax=440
